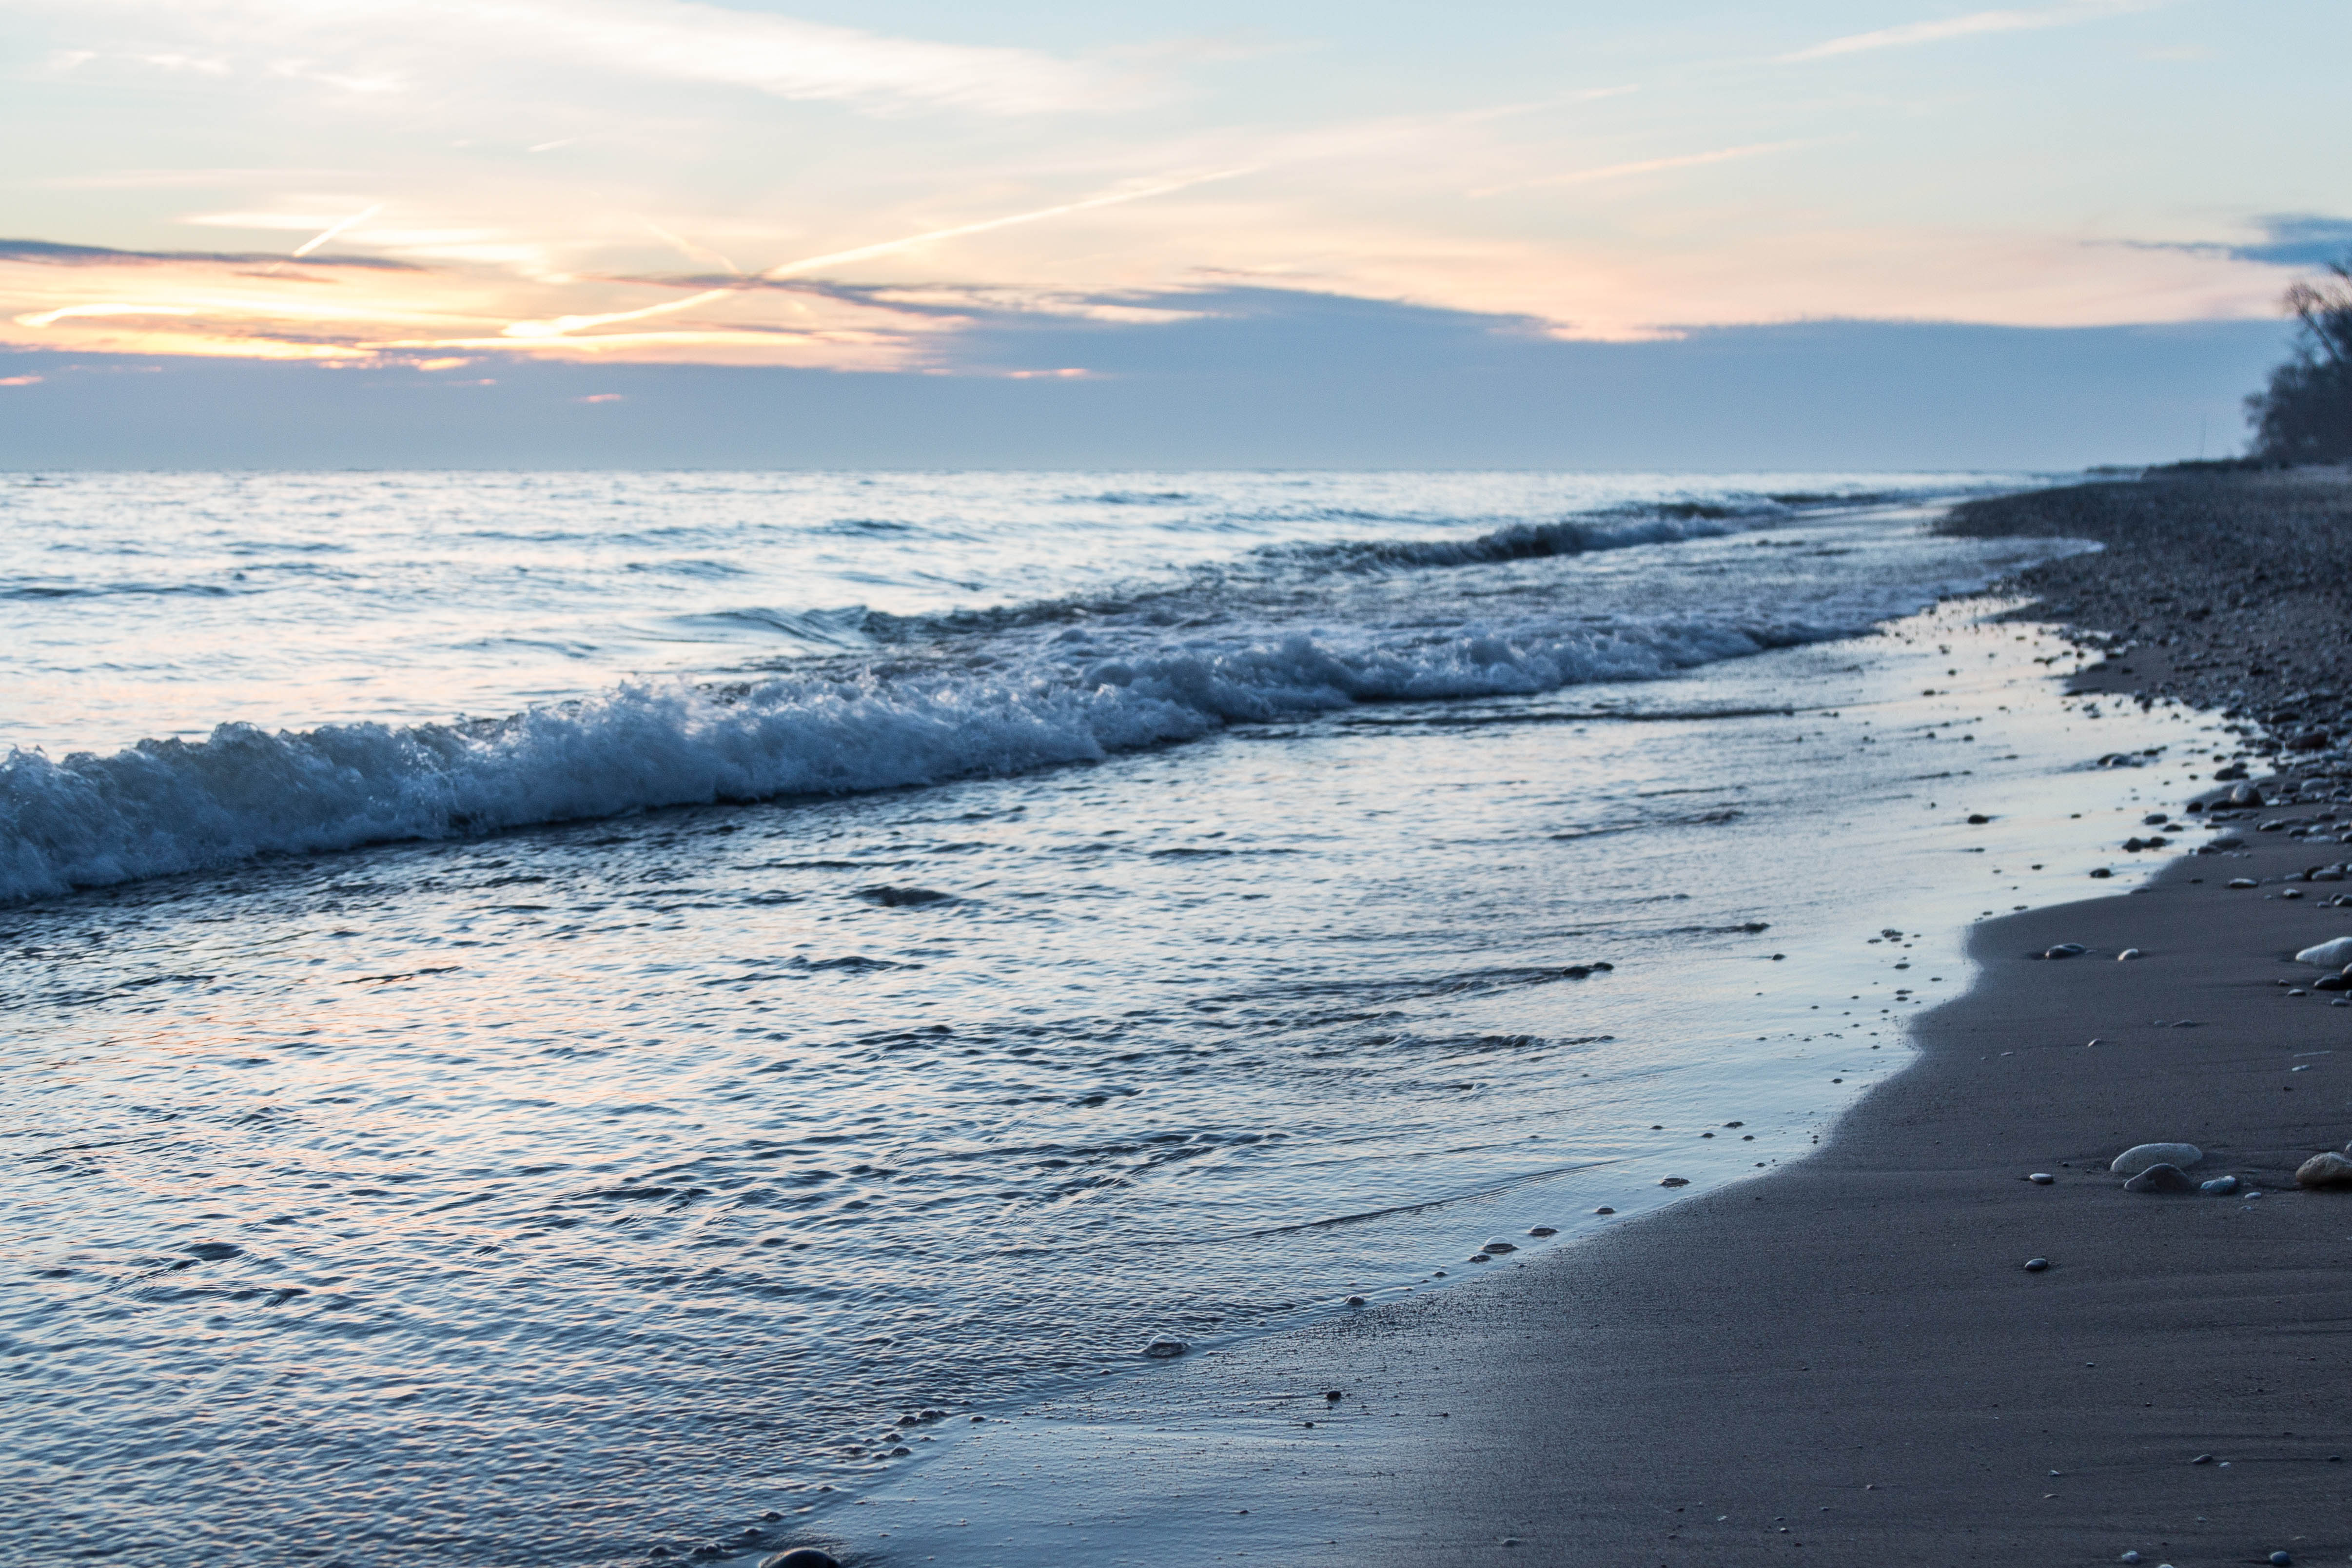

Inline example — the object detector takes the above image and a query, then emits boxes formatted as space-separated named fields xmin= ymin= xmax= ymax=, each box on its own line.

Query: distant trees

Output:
xmin=2246 ymin=261 xmax=2352 ymax=463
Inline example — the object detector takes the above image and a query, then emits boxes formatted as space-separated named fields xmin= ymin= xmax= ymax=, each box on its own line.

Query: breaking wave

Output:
xmin=0 ymin=612 xmax=1845 ymax=905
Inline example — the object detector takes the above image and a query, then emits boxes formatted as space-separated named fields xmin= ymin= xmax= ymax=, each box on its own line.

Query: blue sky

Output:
xmin=0 ymin=0 xmax=2341 ymax=463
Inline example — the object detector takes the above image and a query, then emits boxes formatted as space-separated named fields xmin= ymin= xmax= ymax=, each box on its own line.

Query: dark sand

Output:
xmin=1358 ymin=831 xmax=2352 ymax=1564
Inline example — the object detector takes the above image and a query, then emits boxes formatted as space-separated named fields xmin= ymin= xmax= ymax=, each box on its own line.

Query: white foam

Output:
xmin=0 ymin=612 xmax=1857 ymax=904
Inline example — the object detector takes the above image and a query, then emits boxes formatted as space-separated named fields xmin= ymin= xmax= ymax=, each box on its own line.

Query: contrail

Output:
xmin=503 ymin=167 xmax=1256 ymax=341
xmin=291 ymin=204 xmax=383 ymax=258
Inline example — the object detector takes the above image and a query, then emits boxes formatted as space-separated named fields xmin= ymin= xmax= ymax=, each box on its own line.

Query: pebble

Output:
xmin=2090 ymin=867 xmax=2113 ymax=879
xmin=1468 ymin=1254 xmax=1492 ymax=1263
xmin=2228 ymin=878 xmax=2259 ymax=888
xmin=1346 ymin=1294 xmax=1367 ymax=1306
xmin=2271 ymin=1553 xmax=2293 ymax=1566
xmin=2198 ymin=1175 xmax=2240 ymax=1195
xmin=1659 ymin=1176 xmax=1689 ymax=1188
xmin=2028 ymin=1172 xmax=2055 ymax=1184
xmin=1593 ymin=1206 xmax=1615 ymax=1215
xmin=2284 ymin=888 xmax=2306 ymax=900
xmin=759 ymin=1552 xmax=840 ymax=1568
xmin=2046 ymin=943 xmax=2088 ymax=959
xmin=2294 ymin=1151 xmax=2352 ymax=1188
xmin=1142 ymin=1337 xmax=1190 ymax=1358
xmin=2123 ymin=1163 xmax=2198 ymax=1195
xmin=2295 ymin=937 xmax=2352 ymax=967
xmin=2191 ymin=1452 xmax=2214 ymax=1464
xmin=2024 ymin=1257 xmax=2050 ymax=1272
xmin=2111 ymin=1142 xmax=2201 ymax=1175
xmin=1481 ymin=1239 xmax=1518 ymax=1254
xmin=2117 ymin=948 xmax=2142 ymax=960
xmin=1526 ymin=1226 xmax=1557 ymax=1237
xmin=2120 ymin=1554 xmax=2141 ymax=1565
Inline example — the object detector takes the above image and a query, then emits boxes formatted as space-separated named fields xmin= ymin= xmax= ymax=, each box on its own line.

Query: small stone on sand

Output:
xmin=1593 ymin=1206 xmax=1615 ymax=1215
xmin=2199 ymin=1175 xmax=2239 ymax=1195
xmin=2295 ymin=937 xmax=2352 ymax=967
xmin=1142 ymin=1337 xmax=1190 ymax=1358
xmin=1527 ymin=1225 xmax=1557 ymax=1236
xmin=2117 ymin=948 xmax=2142 ymax=960
xmin=1659 ymin=1176 xmax=1689 ymax=1187
xmin=2111 ymin=1142 xmax=2201 ymax=1175
xmin=2024 ymin=1257 xmax=2050 ymax=1272
xmin=2294 ymin=1151 xmax=2352 ymax=1188
xmin=2229 ymin=878 xmax=2258 ymax=888
xmin=2029 ymin=1172 xmax=2054 ymax=1184
xmin=1481 ymin=1239 xmax=1518 ymax=1254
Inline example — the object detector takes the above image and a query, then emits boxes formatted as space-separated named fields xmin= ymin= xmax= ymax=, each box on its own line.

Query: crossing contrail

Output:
xmin=502 ymin=167 xmax=1255 ymax=341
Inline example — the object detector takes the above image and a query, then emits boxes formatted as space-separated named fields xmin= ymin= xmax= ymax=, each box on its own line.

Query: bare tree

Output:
xmin=2247 ymin=261 xmax=2352 ymax=462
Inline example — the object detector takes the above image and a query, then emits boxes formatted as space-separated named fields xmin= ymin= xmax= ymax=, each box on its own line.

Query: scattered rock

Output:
xmin=2028 ymin=1172 xmax=2055 ymax=1184
xmin=2271 ymin=1552 xmax=2293 ymax=1566
xmin=1468 ymin=1254 xmax=1492 ymax=1263
xmin=2089 ymin=868 xmax=2114 ymax=879
xmin=1526 ymin=1225 xmax=1557 ymax=1237
xmin=1659 ymin=1177 xmax=1689 ymax=1188
xmin=2046 ymin=943 xmax=2089 ymax=959
xmin=760 ymin=1552 xmax=840 ymax=1568
xmin=2294 ymin=1151 xmax=2352 ymax=1188
xmin=2123 ymin=1163 xmax=2197 ymax=1194
xmin=1480 ymin=1239 xmax=1518 ymax=1254
xmin=2228 ymin=878 xmax=2259 ymax=888
xmin=2121 ymin=1552 xmax=2142 ymax=1564
xmin=1967 ymin=813 xmax=1992 ymax=824
xmin=2024 ymin=1257 xmax=2050 ymax=1272
xmin=2199 ymin=1175 xmax=2240 ymax=1195
xmin=1142 ymin=1337 xmax=1190 ymax=1358
xmin=2117 ymin=948 xmax=2142 ymax=960
xmin=1345 ymin=1294 xmax=1366 ymax=1306
xmin=2111 ymin=1142 xmax=2201 ymax=1175
xmin=1593 ymin=1206 xmax=1615 ymax=1215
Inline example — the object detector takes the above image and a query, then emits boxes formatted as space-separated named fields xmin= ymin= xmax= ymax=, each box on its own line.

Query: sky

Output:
xmin=0 ymin=0 xmax=2345 ymax=466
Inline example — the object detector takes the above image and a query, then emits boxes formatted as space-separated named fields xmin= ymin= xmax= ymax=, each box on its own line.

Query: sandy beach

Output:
xmin=819 ymin=471 xmax=2352 ymax=1568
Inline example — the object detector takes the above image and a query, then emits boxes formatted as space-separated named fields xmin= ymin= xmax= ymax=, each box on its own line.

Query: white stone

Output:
xmin=2295 ymin=937 xmax=2352 ymax=968
xmin=2111 ymin=1141 xmax=2201 ymax=1175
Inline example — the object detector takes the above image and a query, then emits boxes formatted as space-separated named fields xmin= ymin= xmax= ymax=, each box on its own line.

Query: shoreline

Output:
xmin=834 ymin=835 xmax=2352 ymax=1568
xmin=805 ymin=471 xmax=2352 ymax=1567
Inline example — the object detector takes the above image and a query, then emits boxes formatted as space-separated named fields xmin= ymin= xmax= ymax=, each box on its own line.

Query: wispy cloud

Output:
xmin=1779 ymin=0 xmax=2173 ymax=63
xmin=20 ymin=0 xmax=1121 ymax=116
xmin=1472 ymin=140 xmax=1812 ymax=198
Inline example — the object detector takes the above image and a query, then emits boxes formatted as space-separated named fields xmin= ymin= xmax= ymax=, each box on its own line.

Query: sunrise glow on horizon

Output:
xmin=2 ymin=0 xmax=2344 ymax=379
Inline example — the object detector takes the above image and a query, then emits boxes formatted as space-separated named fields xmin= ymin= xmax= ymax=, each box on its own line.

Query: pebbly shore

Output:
xmin=1940 ymin=465 xmax=2352 ymax=734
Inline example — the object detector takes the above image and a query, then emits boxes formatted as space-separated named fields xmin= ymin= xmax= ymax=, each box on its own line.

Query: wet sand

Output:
xmin=839 ymin=827 xmax=2352 ymax=1568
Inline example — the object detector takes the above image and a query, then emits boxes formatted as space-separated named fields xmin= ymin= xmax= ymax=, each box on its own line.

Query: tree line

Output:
xmin=2247 ymin=262 xmax=2352 ymax=462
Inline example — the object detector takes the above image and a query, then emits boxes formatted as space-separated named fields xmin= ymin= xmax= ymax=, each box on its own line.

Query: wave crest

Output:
xmin=0 ymin=614 xmax=1830 ymax=905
